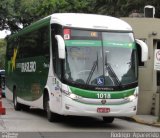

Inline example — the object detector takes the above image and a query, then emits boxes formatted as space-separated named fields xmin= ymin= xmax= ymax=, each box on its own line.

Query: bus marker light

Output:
xmin=91 ymin=32 xmax=97 ymax=37
xmin=64 ymin=29 xmax=70 ymax=40
xmin=64 ymin=29 xmax=70 ymax=35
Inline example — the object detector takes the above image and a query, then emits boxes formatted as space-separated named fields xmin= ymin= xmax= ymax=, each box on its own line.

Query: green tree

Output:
xmin=2 ymin=0 xmax=160 ymax=33
xmin=145 ymin=0 xmax=160 ymax=18
xmin=0 ymin=0 xmax=93 ymax=33
xmin=91 ymin=0 xmax=145 ymax=17
xmin=92 ymin=0 xmax=160 ymax=17
xmin=0 ymin=0 xmax=15 ymax=30
xmin=0 ymin=39 xmax=6 ymax=69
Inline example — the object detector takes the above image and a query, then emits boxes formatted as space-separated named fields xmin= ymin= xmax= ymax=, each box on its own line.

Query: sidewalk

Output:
xmin=128 ymin=115 xmax=160 ymax=127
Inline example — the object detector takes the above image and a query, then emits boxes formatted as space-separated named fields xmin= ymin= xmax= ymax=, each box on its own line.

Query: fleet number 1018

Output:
xmin=97 ymin=93 xmax=111 ymax=99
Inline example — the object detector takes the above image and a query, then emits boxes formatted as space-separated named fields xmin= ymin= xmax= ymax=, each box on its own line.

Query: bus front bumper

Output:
xmin=61 ymin=95 xmax=137 ymax=117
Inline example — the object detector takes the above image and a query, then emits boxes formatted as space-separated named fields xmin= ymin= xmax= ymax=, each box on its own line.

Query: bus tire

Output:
xmin=44 ymin=93 xmax=60 ymax=122
xmin=13 ymin=88 xmax=21 ymax=111
xmin=103 ymin=117 xmax=114 ymax=123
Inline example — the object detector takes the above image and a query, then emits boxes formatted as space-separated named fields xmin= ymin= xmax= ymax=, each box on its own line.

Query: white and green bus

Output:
xmin=6 ymin=13 xmax=148 ymax=123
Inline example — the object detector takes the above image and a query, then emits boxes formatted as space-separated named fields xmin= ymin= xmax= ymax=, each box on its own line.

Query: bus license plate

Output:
xmin=97 ymin=108 xmax=110 ymax=113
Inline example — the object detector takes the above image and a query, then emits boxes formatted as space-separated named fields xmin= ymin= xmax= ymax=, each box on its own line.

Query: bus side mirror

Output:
xmin=55 ymin=35 xmax=65 ymax=59
xmin=135 ymin=39 xmax=148 ymax=62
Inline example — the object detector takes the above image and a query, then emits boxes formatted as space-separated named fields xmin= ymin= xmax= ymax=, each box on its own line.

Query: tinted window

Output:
xmin=6 ymin=38 xmax=17 ymax=60
xmin=18 ymin=26 xmax=50 ymax=58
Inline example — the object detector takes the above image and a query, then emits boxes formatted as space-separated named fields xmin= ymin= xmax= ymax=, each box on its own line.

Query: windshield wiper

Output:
xmin=104 ymin=51 xmax=121 ymax=86
xmin=86 ymin=60 xmax=98 ymax=84
xmin=105 ymin=63 xmax=121 ymax=86
xmin=86 ymin=52 xmax=99 ymax=84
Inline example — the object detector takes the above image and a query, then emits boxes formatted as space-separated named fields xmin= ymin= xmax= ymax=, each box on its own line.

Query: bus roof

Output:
xmin=49 ymin=13 xmax=133 ymax=31
xmin=8 ymin=13 xmax=133 ymax=39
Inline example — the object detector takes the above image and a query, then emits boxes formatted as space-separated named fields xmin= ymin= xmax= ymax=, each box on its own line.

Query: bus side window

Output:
xmin=6 ymin=39 xmax=15 ymax=60
xmin=51 ymin=24 xmax=63 ymax=79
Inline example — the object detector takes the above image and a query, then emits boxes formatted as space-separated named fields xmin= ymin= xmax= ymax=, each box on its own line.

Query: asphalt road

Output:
xmin=0 ymin=98 xmax=160 ymax=138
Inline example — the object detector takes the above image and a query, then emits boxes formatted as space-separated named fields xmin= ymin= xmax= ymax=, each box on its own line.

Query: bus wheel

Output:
xmin=44 ymin=94 xmax=60 ymax=122
xmin=13 ymin=88 xmax=21 ymax=111
xmin=103 ymin=117 xmax=114 ymax=123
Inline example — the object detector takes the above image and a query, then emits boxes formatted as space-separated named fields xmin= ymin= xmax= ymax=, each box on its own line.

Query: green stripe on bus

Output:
xmin=65 ymin=40 xmax=101 ymax=47
xmin=65 ymin=40 xmax=136 ymax=49
xmin=103 ymin=41 xmax=136 ymax=49
xmin=69 ymin=86 xmax=135 ymax=99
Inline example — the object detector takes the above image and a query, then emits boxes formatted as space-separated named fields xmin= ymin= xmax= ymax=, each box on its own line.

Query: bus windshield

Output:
xmin=64 ymin=29 xmax=137 ymax=89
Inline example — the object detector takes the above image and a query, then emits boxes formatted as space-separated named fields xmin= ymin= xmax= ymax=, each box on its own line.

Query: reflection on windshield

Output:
xmin=103 ymin=47 xmax=137 ymax=84
xmin=64 ymin=30 xmax=138 ymax=88
xmin=65 ymin=45 xmax=103 ymax=85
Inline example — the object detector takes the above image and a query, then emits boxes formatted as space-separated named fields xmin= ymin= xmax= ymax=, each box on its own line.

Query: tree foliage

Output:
xmin=1 ymin=0 xmax=160 ymax=33
xmin=0 ymin=39 xmax=6 ymax=69
xmin=0 ymin=0 xmax=14 ymax=30
xmin=0 ymin=0 xmax=92 ymax=33
xmin=92 ymin=0 xmax=160 ymax=17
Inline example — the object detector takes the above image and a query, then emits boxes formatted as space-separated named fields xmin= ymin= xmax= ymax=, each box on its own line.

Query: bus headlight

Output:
xmin=62 ymin=89 xmax=81 ymax=100
xmin=69 ymin=93 xmax=80 ymax=100
xmin=126 ymin=88 xmax=139 ymax=102
xmin=128 ymin=95 xmax=136 ymax=101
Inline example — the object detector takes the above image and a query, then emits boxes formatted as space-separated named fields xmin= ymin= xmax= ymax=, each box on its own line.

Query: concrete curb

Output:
xmin=129 ymin=116 xmax=160 ymax=127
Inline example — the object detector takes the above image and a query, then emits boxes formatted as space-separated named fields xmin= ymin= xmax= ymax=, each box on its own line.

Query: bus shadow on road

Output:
xmin=60 ymin=116 xmax=122 ymax=129
xmin=20 ymin=108 xmax=122 ymax=129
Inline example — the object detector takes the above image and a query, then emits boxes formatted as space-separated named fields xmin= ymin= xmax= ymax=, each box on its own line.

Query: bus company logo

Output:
xmin=8 ymin=47 xmax=18 ymax=72
xmin=16 ymin=61 xmax=36 ymax=72
xmin=21 ymin=61 xmax=36 ymax=72
xmin=101 ymin=99 xmax=106 ymax=104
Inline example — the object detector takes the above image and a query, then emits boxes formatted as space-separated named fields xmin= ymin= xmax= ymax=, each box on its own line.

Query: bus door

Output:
xmin=51 ymin=24 xmax=63 ymax=110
